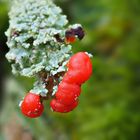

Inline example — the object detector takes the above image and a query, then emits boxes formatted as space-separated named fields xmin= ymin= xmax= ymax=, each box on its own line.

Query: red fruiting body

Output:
xmin=63 ymin=70 xmax=83 ymax=85
xmin=21 ymin=93 xmax=44 ymax=118
xmin=50 ymin=52 xmax=92 ymax=113
xmin=63 ymin=52 xmax=92 ymax=84
xmin=65 ymin=36 xmax=76 ymax=44
xmin=50 ymin=99 xmax=78 ymax=113
xmin=55 ymin=81 xmax=81 ymax=105
xmin=68 ymin=52 xmax=92 ymax=79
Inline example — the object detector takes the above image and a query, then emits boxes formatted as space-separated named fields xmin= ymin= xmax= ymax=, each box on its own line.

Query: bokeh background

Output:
xmin=0 ymin=0 xmax=140 ymax=140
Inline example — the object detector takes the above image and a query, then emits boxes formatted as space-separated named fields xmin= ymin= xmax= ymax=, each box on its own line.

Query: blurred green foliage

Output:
xmin=0 ymin=0 xmax=140 ymax=140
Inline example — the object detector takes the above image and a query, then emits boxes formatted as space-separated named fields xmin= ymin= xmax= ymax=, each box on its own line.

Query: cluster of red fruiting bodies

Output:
xmin=20 ymin=52 xmax=92 ymax=118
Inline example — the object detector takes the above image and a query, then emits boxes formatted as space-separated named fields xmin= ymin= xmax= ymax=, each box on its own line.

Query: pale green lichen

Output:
xmin=6 ymin=0 xmax=82 ymax=96
xmin=30 ymin=81 xmax=48 ymax=97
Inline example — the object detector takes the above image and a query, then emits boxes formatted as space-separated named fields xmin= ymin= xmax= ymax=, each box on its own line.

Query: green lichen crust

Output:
xmin=5 ymin=0 xmax=82 ymax=96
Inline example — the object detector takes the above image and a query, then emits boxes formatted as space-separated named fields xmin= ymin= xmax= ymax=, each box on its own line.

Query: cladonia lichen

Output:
xmin=6 ymin=0 xmax=83 ymax=97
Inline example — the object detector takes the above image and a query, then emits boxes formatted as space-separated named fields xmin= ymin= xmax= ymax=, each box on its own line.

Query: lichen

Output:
xmin=6 ymin=0 xmax=82 ymax=97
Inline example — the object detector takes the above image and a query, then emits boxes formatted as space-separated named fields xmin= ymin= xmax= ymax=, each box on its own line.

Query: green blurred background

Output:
xmin=0 ymin=0 xmax=140 ymax=140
